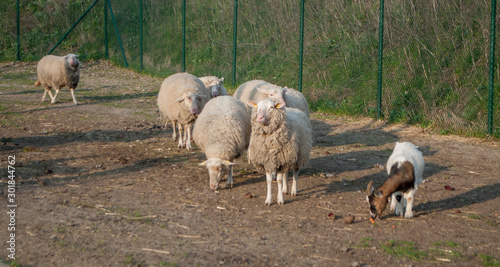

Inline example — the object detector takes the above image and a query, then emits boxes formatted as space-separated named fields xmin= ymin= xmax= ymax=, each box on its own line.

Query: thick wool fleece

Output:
xmin=249 ymin=106 xmax=308 ymax=174
xmin=35 ymin=54 xmax=80 ymax=90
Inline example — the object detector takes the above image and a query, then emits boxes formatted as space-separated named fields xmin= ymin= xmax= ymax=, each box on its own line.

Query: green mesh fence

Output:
xmin=0 ymin=0 xmax=498 ymax=137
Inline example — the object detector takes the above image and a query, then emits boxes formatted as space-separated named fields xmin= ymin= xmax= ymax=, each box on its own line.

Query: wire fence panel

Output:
xmin=0 ymin=0 xmax=498 ymax=137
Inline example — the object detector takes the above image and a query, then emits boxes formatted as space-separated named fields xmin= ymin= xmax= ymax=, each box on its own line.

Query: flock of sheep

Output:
xmin=34 ymin=54 xmax=425 ymax=220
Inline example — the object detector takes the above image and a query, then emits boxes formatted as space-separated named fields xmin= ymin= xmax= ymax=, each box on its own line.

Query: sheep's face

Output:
xmin=257 ymin=87 xmax=287 ymax=105
xmin=247 ymin=99 xmax=285 ymax=125
xmin=176 ymin=92 xmax=207 ymax=114
xmin=201 ymin=77 xmax=225 ymax=98
xmin=200 ymin=158 xmax=235 ymax=190
xmin=64 ymin=54 xmax=80 ymax=69
xmin=366 ymin=181 xmax=387 ymax=219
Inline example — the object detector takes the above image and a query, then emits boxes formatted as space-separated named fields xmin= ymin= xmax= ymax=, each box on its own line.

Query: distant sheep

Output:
xmin=157 ymin=73 xmax=209 ymax=150
xmin=234 ymin=80 xmax=309 ymax=117
xmin=247 ymin=99 xmax=312 ymax=205
xmin=34 ymin=54 xmax=81 ymax=105
xmin=193 ymin=96 xmax=251 ymax=190
xmin=199 ymin=76 xmax=227 ymax=98
xmin=366 ymin=142 xmax=425 ymax=219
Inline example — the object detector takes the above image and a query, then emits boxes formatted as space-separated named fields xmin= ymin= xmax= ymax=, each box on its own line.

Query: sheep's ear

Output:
xmin=223 ymin=160 xmax=236 ymax=166
xmin=367 ymin=180 xmax=374 ymax=194
xmin=275 ymin=102 xmax=285 ymax=109
xmin=219 ymin=77 xmax=224 ymax=83
xmin=175 ymin=96 xmax=185 ymax=102
xmin=199 ymin=161 xmax=207 ymax=166
xmin=247 ymin=101 xmax=257 ymax=108
xmin=282 ymin=86 xmax=288 ymax=93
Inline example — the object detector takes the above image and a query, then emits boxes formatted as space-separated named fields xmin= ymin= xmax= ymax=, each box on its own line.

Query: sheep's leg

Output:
xmin=227 ymin=165 xmax=233 ymax=188
xmin=69 ymin=88 xmax=79 ymax=105
xmin=171 ymin=121 xmax=177 ymax=141
xmin=403 ymin=189 xmax=416 ymax=218
xmin=282 ymin=172 xmax=288 ymax=195
xmin=185 ymin=124 xmax=192 ymax=150
xmin=50 ymin=87 xmax=60 ymax=104
xmin=42 ymin=86 xmax=51 ymax=102
xmin=276 ymin=172 xmax=285 ymax=205
xmin=291 ymin=170 xmax=298 ymax=197
xmin=177 ymin=123 xmax=184 ymax=148
xmin=265 ymin=172 xmax=274 ymax=206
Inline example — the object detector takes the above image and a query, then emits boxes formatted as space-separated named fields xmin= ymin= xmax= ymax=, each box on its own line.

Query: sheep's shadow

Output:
xmin=1 ymin=128 xmax=163 ymax=153
xmin=14 ymin=155 xmax=182 ymax=189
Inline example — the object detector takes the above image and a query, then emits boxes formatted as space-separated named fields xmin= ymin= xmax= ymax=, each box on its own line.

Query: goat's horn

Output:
xmin=367 ymin=180 xmax=374 ymax=194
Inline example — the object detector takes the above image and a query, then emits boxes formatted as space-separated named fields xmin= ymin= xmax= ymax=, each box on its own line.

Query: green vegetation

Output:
xmin=0 ymin=0 xmax=498 ymax=137
xmin=479 ymin=254 xmax=500 ymax=267
xmin=381 ymin=240 xmax=428 ymax=261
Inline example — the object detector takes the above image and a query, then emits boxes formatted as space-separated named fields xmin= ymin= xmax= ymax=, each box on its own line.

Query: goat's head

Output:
xmin=366 ymin=180 xmax=388 ymax=220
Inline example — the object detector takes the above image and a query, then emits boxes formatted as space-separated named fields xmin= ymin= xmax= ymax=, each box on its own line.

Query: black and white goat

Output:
xmin=366 ymin=142 xmax=424 ymax=219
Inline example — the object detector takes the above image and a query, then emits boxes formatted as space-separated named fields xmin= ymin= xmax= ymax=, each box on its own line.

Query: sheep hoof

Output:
xmin=291 ymin=193 xmax=296 ymax=197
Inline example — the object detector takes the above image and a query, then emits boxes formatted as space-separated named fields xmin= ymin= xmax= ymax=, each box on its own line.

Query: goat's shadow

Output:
xmin=415 ymin=183 xmax=500 ymax=215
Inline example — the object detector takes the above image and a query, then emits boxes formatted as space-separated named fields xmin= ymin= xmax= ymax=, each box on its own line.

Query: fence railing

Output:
xmin=2 ymin=0 xmax=499 ymax=137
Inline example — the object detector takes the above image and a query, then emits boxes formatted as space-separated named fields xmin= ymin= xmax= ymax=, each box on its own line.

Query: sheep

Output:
xmin=247 ymin=99 xmax=312 ymax=205
xmin=34 ymin=54 xmax=81 ymax=105
xmin=366 ymin=142 xmax=425 ymax=219
xmin=193 ymin=96 xmax=251 ymax=190
xmin=234 ymin=79 xmax=309 ymax=117
xmin=199 ymin=76 xmax=227 ymax=98
xmin=157 ymin=72 xmax=209 ymax=150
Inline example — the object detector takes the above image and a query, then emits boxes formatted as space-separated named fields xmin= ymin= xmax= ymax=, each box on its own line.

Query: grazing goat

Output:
xmin=366 ymin=142 xmax=424 ymax=219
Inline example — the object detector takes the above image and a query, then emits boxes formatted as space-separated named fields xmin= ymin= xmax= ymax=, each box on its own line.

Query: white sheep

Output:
xmin=199 ymin=76 xmax=227 ymax=98
xmin=193 ymin=96 xmax=251 ymax=190
xmin=157 ymin=72 xmax=209 ymax=150
xmin=247 ymin=99 xmax=312 ymax=205
xmin=234 ymin=80 xmax=309 ymax=117
xmin=366 ymin=142 xmax=425 ymax=219
xmin=34 ymin=54 xmax=81 ymax=105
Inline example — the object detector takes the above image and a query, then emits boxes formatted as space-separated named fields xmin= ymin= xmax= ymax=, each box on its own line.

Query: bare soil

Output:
xmin=1 ymin=61 xmax=499 ymax=266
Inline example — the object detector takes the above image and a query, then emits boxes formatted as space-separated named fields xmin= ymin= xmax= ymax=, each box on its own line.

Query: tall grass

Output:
xmin=0 ymin=0 xmax=498 ymax=137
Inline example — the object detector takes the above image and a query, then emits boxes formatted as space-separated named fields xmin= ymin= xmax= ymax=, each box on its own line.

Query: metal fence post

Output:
xmin=106 ymin=0 xmax=128 ymax=68
xmin=376 ymin=0 xmax=385 ymax=118
xmin=140 ymin=0 xmax=143 ymax=71
xmin=104 ymin=0 xmax=108 ymax=59
xmin=16 ymin=0 xmax=20 ymax=61
xmin=232 ymin=0 xmax=238 ymax=87
xmin=182 ymin=0 xmax=186 ymax=72
xmin=48 ymin=0 xmax=100 ymax=55
xmin=298 ymin=0 xmax=305 ymax=93
xmin=488 ymin=0 xmax=496 ymax=135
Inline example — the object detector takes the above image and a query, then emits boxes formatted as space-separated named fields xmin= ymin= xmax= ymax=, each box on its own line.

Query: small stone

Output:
xmin=340 ymin=247 xmax=349 ymax=253
xmin=352 ymin=261 xmax=360 ymax=267
xmin=344 ymin=215 xmax=355 ymax=224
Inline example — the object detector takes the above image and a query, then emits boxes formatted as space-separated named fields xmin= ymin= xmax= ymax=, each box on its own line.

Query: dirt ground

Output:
xmin=0 ymin=61 xmax=499 ymax=266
